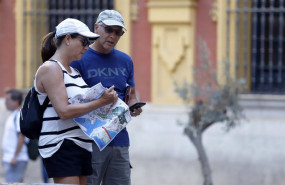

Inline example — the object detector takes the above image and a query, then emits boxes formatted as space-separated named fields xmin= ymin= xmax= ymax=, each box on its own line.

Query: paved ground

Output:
xmin=0 ymin=100 xmax=285 ymax=185
xmin=128 ymin=104 xmax=285 ymax=185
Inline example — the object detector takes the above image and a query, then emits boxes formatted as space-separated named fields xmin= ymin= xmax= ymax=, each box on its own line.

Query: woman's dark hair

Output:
xmin=41 ymin=32 xmax=80 ymax=62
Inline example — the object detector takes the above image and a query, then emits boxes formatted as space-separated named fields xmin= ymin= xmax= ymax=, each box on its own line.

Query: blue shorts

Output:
xmin=43 ymin=139 xmax=92 ymax=178
xmin=3 ymin=161 xmax=28 ymax=182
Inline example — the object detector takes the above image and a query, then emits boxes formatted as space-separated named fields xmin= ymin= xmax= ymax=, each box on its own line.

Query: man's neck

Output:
xmin=91 ymin=42 xmax=112 ymax=54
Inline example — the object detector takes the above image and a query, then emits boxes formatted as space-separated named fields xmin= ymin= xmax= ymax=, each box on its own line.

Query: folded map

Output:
xmin=69 ymin=83 xmax=132 ymax=151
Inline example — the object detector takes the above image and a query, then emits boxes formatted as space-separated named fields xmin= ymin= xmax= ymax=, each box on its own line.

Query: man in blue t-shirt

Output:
xmin=71 ymin=9 xmax=142 ymax=185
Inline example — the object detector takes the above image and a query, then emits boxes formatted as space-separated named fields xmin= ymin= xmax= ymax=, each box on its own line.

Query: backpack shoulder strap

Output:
xmin=32 ymin=87 xmax=49 ymax=109
xmin=42 ymin=95 xmax=50 ymax=109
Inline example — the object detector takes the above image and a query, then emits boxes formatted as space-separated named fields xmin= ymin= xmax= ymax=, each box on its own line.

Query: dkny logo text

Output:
xmin=88 ymin=68 xmax=127 ymax=78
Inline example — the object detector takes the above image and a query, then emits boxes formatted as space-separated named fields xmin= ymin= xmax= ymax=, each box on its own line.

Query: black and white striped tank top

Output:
xmin=35 ymin=60 xmax=93 ymax=158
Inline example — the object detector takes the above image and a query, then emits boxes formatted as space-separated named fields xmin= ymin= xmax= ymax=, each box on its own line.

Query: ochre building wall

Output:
xmin=195 ymin=0 xmax=217 ymax=69
xmin=131 ymin=0 xmax=152 ymax=102
xmin=0 ymin=0 xmax=16 ymax=96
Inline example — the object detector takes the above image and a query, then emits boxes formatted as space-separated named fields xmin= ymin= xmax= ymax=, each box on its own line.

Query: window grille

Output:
xmin=227 ymin=0 xmax=285 ymax=94
xmin=21 ymin=0 xmax=113 ymax=88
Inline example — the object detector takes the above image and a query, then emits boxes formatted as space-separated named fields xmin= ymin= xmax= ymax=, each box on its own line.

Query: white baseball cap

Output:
xmin=55 ymin=18 xmax=99 ymax=39
xmin=96 ymin=10 xmax=127 ymax=30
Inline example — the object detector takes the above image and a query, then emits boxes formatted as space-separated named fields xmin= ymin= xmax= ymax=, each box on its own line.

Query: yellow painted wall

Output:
xmin=15 ymin=0 xmax=24 ymax=88
xmin=216 ymin=0 xmax=252 ymax=90
xmin=148 ymin=0 xmax=197 ymax=104
xmin=216 ymin=0 xmax=228 ymax=84
xmin=114 ymin=0 xmax=132 ymax=55
xmin=15 ymin=0 xmax=48 ymax=89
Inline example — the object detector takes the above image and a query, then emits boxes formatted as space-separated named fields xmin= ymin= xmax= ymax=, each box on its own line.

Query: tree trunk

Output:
xmin=189 ymin=132 xmax=213 ymax=185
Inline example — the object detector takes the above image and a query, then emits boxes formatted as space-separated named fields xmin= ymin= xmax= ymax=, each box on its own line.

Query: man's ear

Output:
xmin=94 ymin=24 xmax=99 ymax=34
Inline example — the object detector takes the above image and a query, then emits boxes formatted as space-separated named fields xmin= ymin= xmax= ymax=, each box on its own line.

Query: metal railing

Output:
xmin=21 ymin=0 xmax=113 ymax=88
xmin=227 ymin=0 xmax=285 ymax=94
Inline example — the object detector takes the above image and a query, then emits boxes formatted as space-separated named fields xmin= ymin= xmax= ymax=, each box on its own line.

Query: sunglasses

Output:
xmin=101 ymin=25 xmax=125 ymax=36
xmin=76 ymin=36 xmax=93 ymax=47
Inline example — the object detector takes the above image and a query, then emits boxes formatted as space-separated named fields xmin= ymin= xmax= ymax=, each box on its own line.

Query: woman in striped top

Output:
xmin=35 ymin=18 xmax=118 ymax=185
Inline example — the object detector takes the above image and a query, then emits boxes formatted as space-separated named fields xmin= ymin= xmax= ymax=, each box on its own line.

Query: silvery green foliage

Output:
xmin=174 ymin=38 xmax=246 ymax=133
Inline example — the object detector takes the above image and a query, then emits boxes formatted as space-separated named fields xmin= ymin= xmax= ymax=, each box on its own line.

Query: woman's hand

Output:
xmin=99 ymin=86 xmax=118 ymax=105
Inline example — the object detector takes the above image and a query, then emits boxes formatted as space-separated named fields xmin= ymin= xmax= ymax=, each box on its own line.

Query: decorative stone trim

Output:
xmin=131 ymin=0 xmax=138 ymax=21
xmin=147 ymin=1 xmax=197 ymax=8
xmin=153 ymin=26 xmax=190 ymax=73
xmin=147 ymin=0 xmax=197 ymax=104
xmin=210 ymin=0 xmax=217 ymax=22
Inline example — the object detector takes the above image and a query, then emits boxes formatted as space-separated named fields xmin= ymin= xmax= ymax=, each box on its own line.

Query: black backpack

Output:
xmin=13 ymin=109 xmax=40 ymax=160
xmin=20 ymin=87 xmax=49 ymax=139
xmin=26 ymin=138 xmax=40 ymax=160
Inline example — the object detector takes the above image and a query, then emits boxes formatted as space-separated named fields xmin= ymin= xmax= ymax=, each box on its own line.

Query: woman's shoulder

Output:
xmin=41 ymin=60 xmax=60 ymax=68
xmin=37 ymin=61 xmax=62 ymax=77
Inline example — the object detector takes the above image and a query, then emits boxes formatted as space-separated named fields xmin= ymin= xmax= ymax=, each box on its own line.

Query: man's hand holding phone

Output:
xmin=129 ymin=102 xmax=145 ymax=117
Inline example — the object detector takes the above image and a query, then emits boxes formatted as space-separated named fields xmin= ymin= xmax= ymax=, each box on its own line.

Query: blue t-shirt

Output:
xmin=71 ymin=47 xmax=135 ymax=146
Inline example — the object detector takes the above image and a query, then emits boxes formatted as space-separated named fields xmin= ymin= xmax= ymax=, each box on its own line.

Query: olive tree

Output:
xmin=174 ymin=39 xmax=246 ymax=185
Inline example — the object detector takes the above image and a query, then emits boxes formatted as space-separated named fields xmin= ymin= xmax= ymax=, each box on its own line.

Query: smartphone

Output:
xmin=129 ymin=102 xmax=146 ymax=112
